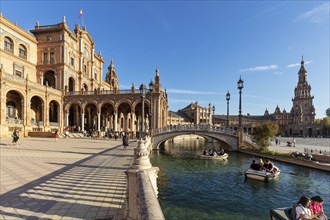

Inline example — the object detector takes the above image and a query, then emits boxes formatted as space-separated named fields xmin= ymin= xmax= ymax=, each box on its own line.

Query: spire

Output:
xmin=156 ymin=67 xmax=159 ymax=76
xmin=301 ymin=54 xmax=304 ymax=66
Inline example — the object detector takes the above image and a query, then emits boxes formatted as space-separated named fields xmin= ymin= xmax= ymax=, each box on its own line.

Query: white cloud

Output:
xmin=287 ymin=61 xmax=313 ymax=68
xmin=240 ymin=65 xmax=278 ymax=72
xmin=167 ymin=89 xmax=218 ymax=95
xmin=273 ymin=71 xmax=284 ymax=75
xmin=295 ymin=2 xmax=329 ymax=23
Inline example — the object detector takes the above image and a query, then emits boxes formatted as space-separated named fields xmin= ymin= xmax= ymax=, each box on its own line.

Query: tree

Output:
xmin=326 ymin=108 xmax=330 ymax=117
xmin=251 ymin=121 xmax=278 ymax=150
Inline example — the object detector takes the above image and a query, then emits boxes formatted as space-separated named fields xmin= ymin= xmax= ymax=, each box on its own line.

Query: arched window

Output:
xmin=19 ymin=44 xmax=27 ymax=59
xmin=4 ymin=37 xmax=14 ymax=53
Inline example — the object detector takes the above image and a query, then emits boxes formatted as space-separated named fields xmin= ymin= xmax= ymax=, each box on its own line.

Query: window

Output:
xmin=70 ymin=57 xmax=74 ymax=66
xmin=15 ymin=70 xmax=22 ymax=77
xmin=50 ymin=52 xmax=55 ymax=64
xmin=4 ymin=37 xmax=13 ymax=53
xmin=94 ymin=72 xmax=97 ymax=79
xmin=43 ymin=53 xmax=48 ymax=64
xmin=84 ymin=65 xmax=87 ymax=74
xmin=19 ymin=45 xmax=27 ymax=59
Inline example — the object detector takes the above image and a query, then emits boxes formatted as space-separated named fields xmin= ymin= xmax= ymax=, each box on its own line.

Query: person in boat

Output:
xmin=258 ymin=159 xmax=264 ymax=168
xmin=250 ymin=160 xmax=261 ymax=171
xmin=296 ymin=196 xmax=320 ymax=220
xmin=310 ymin=196 xmax=328 ymax=220
xmin=208 ymin=148 xmax=213 ymax=156
xmin=213 ymin=150 xmax=218 ymax=157
xmin=218 ymin=147 xmax=225 ymax=155
xmin=202 ymin=149 xmax=207 ymax=156
xmin=263 ymin=159 xmax=275 ymax=173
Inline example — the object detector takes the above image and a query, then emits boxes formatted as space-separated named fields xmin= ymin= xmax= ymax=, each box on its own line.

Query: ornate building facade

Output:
xmin=0 ymin=15 xmax=168 ymax=138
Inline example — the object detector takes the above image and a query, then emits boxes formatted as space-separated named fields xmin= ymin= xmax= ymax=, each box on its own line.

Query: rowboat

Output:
xmin=200 ymin=153 xmax=229 ymax=160
xmin=244 ymin=167 xmax=280 ymax=182
xmin=269 ymin=207 xmax=292 ymax=220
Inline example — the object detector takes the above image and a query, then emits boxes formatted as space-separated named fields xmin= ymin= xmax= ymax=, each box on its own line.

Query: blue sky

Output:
xmin=1 ymin=1 xmax=329 ymax=118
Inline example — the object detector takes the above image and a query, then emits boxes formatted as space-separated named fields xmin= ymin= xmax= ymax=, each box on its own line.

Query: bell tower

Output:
xmin=105 ymin=59 xmax=119 ymax=91
xmin=291 ymin=57 xmax=315 ymax=125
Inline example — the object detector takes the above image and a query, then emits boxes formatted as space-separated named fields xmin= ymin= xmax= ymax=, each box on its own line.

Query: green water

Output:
xmin=150 ymin=138 xmax=330 ymax=220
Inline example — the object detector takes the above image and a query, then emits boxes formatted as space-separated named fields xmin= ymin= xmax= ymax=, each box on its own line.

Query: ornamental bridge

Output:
xmin=151 ymin=124 xmax=255 ymax=151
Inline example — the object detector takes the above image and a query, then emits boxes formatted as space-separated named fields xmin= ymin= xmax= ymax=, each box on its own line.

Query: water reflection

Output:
xmin=150 ymin=138 xmax=330 ymax=220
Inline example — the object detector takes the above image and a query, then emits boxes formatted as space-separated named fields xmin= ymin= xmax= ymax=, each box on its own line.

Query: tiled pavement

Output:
xmin=0 ymin=137 xmax=136 ymax=220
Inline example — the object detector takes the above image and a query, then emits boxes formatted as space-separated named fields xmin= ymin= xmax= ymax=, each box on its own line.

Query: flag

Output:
xmin=78 ymin=9 xmax=83 ymax=19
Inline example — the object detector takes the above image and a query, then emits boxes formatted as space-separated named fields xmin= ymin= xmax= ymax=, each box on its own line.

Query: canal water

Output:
xmin=150 ymin=138 xmax=330 ymax=220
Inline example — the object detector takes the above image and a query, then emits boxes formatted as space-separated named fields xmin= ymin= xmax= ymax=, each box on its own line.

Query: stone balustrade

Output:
xmin=126 ymin=137 xmax=165 ymax=220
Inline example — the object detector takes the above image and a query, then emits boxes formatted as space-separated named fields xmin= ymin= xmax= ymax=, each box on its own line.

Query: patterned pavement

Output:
xmin=0 ymin=137 xmax=136 ymax=220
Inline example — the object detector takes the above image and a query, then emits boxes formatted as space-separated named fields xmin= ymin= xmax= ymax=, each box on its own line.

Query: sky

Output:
xmin=1 ymin=1 xmax=329 ymax=119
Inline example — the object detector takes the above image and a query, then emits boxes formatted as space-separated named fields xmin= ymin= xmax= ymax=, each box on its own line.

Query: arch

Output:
xmin=49 ymin=100 xmax=60 ymax=124
xmin=153 ymin=131 xmax=237 ymax=151
xmin=43 ymin=70 xmax=56 ymax=88
xmin=100 ymin=102 xmax=115 ymax=132
xmin=6 ymin=90 xmax=24 ymax=124
xmin=30 ymin=96 xmax=44 ymax=125
xmin=117 ymin=102 xmax=133 ymax=132
xmin=18 ymin=44 xmax=27 ymax=59
xmin=83 ymin=83 xmax=88 ymax=91
xmin=69 ymin=104 xmax=82 ymax=131
xmin=84 ymin=103 xmax=98 ymax=130
xmin=65 ymin=100 xmax=82 ymax=112
xmin=4 ymin=36 xmax=14 ymax=53
xmin=68 ymin=77 xmax=75 ymax=92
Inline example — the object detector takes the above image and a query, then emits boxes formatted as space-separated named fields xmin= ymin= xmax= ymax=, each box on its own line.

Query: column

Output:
xmin=114 ymin=111 xmax=118 ymax=131
xmin=81 ymin=113 xmax=85 ymax=131
xmin=131 ymin=112 xmax=135 ymax=136
xmin=66 ymin=113 xmax=69 ymax=127
xmin=97 ymin=113 xmax=101 ymax=131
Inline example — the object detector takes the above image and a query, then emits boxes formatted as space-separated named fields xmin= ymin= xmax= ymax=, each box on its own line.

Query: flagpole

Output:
xmin=82 ymin=12 xmax=84 ymax=28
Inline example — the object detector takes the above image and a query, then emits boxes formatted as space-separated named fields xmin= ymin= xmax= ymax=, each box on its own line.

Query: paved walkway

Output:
xmin=268 ymin=137 xmax=330 ymax=154
xmin=0 ymin=137 xmax=136 ymax=220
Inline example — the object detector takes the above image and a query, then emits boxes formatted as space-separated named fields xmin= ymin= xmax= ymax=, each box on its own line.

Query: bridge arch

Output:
xmin=152 ymin=130 xmax=238 ymax=151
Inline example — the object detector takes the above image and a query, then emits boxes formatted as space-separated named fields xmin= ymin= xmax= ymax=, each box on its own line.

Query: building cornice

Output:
xmin=0 ymin=15 xmax=37 ymax=43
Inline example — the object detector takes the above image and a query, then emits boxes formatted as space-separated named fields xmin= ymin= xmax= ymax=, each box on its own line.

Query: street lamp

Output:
xmin=226 ymin=91 xmax=230 ymax=128
xmin=237 ymin=77 xmax=244 ymax=129
xmin=148 ymin=80 xmax=154 ymax=135
xmin=208 ymin=103 xmax=211 ymax=125
xmin=212 ymin=105 xmax=215 ymax=126
xmin=139 ymin=83 xmax=147 ymax=139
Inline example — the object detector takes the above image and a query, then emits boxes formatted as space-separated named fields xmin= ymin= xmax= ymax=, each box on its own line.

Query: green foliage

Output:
xmin=326 ymin=108 xmax=330 ymax=117
xmin=251 ymin=121 xmax=278 ymax=150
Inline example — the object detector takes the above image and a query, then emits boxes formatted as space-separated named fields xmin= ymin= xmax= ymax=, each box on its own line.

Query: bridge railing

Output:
xmin=153 ymin=124 xmax=237 ymax=136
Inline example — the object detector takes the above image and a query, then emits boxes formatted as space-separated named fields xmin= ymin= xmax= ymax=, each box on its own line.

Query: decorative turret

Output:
xmin=153 ymin=67 xmax=162 ymax=93
xmin=264 ymin=109 xmax=269 ymax=116
xmin=274 ymin=105 xmax=281 ymax=114
xmin=105 ymin=59 xmax=119 ymax=90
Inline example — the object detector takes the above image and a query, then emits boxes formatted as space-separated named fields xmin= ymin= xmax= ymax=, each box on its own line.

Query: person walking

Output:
xmin=122 ymin=132 xmax=129 ymax=150
xmin=55 ymin=130 xmax=59 ymax=142
xmin=11 ymin=128 xmax=19 ymax=146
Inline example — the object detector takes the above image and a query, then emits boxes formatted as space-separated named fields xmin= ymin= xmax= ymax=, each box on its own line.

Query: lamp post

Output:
xmin=226 ymin=91 xmax=230 ymax=128
xmin=208 ymin=103 xmax=211 ymax=125
xmin=139 ymin=83 xmax=147 ymax=139
xmin=149 ymin=80 xmax=154 ymax=135
xmin=212 ymin=105 xmax=215 ymax=126
xmin=237 ymin=77 xmax=244 ymax=129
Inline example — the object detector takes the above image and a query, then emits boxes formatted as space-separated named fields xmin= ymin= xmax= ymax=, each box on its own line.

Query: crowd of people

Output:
xmin=202 ymin=147 xmax=225 ymax=157
xmin=249 ymin=159 xmax=278 ymax=173
xmin=295 ymin=195 xmax=328 ymax=220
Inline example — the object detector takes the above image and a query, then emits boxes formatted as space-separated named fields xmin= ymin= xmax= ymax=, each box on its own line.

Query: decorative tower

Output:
xmin=291 ymin=57 xmax=316 ymax=125
xmin=105 ymin=59 xmax=119 ymax=91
